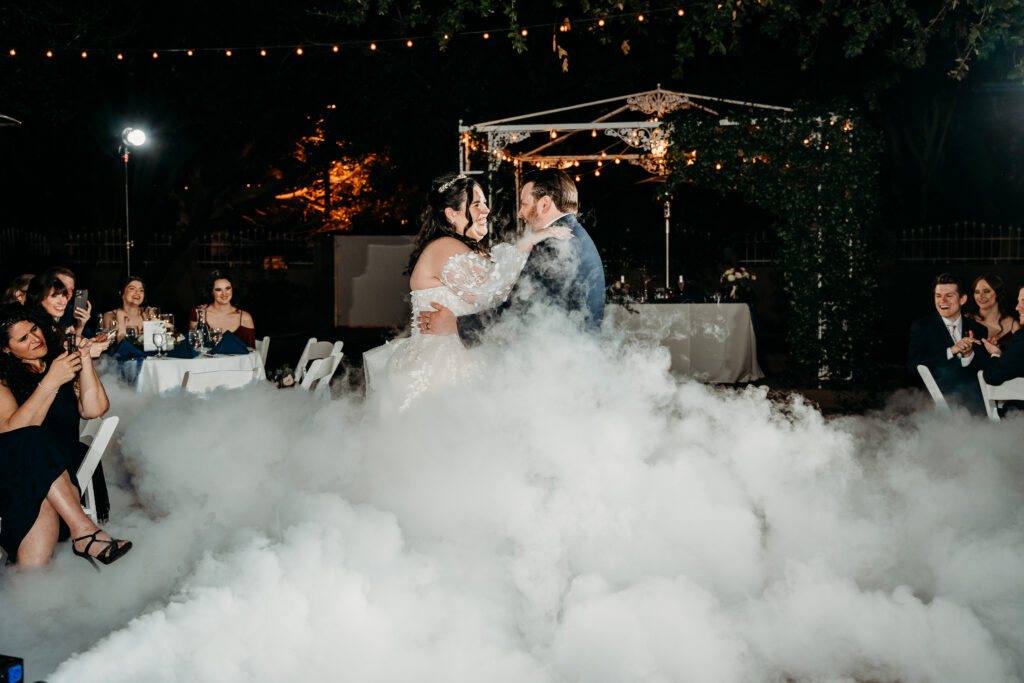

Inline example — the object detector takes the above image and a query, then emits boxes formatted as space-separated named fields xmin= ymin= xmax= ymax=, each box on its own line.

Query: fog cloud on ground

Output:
xmin=2 ymin=319 xmax=1022 ymax=682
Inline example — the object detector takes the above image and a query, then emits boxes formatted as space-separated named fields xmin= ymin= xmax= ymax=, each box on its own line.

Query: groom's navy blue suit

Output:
xmin=457 ymin=213 xmax=605 ymax=347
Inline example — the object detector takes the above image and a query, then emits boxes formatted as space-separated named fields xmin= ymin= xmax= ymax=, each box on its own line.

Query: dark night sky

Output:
xmin=1 ymin=2 xmax=1022 ymax=288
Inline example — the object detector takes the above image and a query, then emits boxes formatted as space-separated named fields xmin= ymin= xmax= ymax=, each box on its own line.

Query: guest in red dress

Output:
xmin=189 ymin=270 xmax=255 ymax=347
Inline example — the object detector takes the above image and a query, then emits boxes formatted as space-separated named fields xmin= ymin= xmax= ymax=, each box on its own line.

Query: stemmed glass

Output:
xmin=152 ymin=330 xmax=167 ymax=358
xmin=188 ymin=328 xmax=203 ymax=354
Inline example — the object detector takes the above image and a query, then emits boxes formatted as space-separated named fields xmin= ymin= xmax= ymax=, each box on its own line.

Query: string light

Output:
xmin=591 ymin=130 xmax=597 ymax=137
xmin=20 ymin=10 xmax=692 ymax=62
xmin=8 ymin=49 xmax=14 ymax=56
xmin=595 ymin=170 xmax=601 ymax=176
xmin=614 ymin=159 xmax=621 ymax=164
xmin=575 ymin=175 xmax=581 ymax=182
xmin=550 ymin=131 xmax=557 ymax=139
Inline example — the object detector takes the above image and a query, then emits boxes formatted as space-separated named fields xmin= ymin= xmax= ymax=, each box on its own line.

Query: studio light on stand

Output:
xmin=119 ymin=127 xmax=147 ymax=275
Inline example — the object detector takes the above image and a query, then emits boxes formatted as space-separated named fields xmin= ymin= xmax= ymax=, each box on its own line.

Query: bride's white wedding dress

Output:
xmin=364 ymin=243 xmax=528 ymax=411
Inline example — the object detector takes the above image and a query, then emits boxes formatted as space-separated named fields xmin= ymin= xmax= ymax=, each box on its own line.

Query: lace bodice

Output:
xmin=408 ymin=243 xmax=527 ymax=332
xmin=363 ymin=241 xmax=530 ymax=412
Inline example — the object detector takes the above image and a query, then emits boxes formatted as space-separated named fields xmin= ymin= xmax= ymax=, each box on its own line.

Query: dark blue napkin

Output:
xmin=211 ymin=330 xmax=248 ymax=355
xmin=112 ymin=339 xmax=147 ymax=360
xmin=167 ymin=342 xmax=198 ymax=359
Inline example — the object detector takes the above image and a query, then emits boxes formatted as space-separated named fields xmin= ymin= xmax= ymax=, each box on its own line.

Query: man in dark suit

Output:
xmin=907 ymin=273 xmax=990 ymax=413
xmin=417 ymin=169 xmax=605 ymax=345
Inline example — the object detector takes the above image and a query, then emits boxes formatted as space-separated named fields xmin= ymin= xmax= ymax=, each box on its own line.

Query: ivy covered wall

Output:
xmin=666 ymin=104 xmax=884 ymax=384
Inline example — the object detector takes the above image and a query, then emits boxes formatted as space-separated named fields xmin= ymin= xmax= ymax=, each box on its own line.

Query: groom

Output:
xmin=417 ymin=169 xmax=605 ymax=345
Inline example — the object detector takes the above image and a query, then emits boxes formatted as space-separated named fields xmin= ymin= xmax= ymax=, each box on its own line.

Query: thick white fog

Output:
xmin=2 ymin=319 xmax=1023 ymax=682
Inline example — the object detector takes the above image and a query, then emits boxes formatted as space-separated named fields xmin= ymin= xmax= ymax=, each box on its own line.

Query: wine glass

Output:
xmin=160 ymin=313 xmax=175 ymax=334
xmin=125 ymin=326 xmax=137 ymax=341
xmin=210 ymin=328 xmax=223 ymax=347
xmin=188 ymin=328 xmax=203 ymax=353
xmin=152 ymin=331 xmax=166 ymax=357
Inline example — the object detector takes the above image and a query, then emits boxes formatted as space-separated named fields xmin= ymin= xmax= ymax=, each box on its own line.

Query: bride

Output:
xmin=364 ymin=172 xmax=570 ymax=411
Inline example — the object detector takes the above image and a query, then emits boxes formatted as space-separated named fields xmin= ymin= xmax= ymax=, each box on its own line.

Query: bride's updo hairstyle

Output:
xmin=406 ymin=173 xmax=489 ymax=274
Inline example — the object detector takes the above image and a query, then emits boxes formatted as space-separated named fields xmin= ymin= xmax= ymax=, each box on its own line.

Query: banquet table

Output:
xmin=604 ymin=302 xmax=764 ymax=383
xmin=135 ymin=351 xmax=267 ymax=395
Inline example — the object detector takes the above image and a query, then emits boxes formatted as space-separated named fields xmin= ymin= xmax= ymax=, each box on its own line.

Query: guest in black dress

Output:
xmin=981 ymin=286 xmax=1024 ymax=414
xmin=0 ymin=305 xmax=131 ymax=567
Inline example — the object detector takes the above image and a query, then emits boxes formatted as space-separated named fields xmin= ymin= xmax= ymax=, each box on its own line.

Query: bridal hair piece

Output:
xmin=437 ymin=174 xmax=467 ymax=194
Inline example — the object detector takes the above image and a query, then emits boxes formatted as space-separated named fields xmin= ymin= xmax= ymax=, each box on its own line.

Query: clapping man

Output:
xmin=907 ymin=273 xmax=990 ymax=413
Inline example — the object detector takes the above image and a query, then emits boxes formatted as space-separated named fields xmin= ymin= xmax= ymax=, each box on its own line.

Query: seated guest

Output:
xmin=189 ymin=270 xmax=255 ymax=347
xmin=26 ymin=272 xmax=110 ymax=359
xmin=965 ymin=273 xmax=1020 ymax=351
xmin=25 ymin=271 xmax=73 ymax=342
xmin=981 ymin=285 xmax=1024 ymax=387
xmin=50 ymin=266 xmax=92 ymax=338
xmin=101 ymin=276 xmax=153 ymax=343
xmin=1 ymin=273 xmax=33 ymax=305
xmin=907 ymin=273 xmax=990 ymax=414
xmin=0 ymin=305 xmax=131 ymax=567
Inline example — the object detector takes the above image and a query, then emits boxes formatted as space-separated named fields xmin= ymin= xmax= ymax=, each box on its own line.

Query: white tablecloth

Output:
xmin=605 ymin=303 xmax=764 ymax=383
xmin=136 ymin=351 xmax=267 ymax=395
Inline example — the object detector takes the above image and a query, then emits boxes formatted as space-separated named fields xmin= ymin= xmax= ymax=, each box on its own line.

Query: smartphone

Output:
xmin=73 ymin=288 xmax=89 ymax=311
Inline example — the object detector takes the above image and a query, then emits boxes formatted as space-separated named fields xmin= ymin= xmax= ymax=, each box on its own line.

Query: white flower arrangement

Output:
xmin=721 ymin=266 xmax=756 ymax=284
xmin=720 ymin=267 xmax=756 ymax=298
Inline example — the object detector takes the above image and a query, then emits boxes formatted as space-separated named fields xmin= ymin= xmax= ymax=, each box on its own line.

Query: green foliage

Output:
xmin=665 ymin=103 xmax=884 ymax=385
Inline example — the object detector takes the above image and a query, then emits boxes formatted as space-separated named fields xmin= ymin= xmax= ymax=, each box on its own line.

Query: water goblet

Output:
xmin=188 ymin=328 xmax=203 ymax=353
xmin=152 ymin=331 xmax=166 ymax=358
xmin=210 ymin=328 xmax=223 ymax=346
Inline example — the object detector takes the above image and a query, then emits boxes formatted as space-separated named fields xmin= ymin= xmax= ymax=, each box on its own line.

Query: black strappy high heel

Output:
xmin=72 ymin=530 xmax=133 ymax=569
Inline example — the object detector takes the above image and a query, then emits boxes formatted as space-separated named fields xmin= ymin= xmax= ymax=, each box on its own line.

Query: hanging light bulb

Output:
xmin=116 ymin=53 xmax=124 ymax=60
xmin=260 ymin=49 xmax=267 ymax=56
xmin=187 ymin=49 xmax=194 ymax=56
xmin=370 ymin=43 xmax=378 ymax=50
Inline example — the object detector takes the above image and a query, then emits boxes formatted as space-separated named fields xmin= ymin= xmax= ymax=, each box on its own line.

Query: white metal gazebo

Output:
xmin=457 ymin=86 xmax=791 ymax=287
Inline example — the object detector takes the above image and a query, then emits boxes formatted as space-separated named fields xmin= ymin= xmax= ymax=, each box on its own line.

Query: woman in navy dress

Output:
xmin=0 ymin=305 xmax=131 ymax=567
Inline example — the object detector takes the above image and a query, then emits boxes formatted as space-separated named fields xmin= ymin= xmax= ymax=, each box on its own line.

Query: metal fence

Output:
xmin=1 ymin=227 xmax=316 ymax=269
xmin=898 ymin=222 xmax=1023 ymax=263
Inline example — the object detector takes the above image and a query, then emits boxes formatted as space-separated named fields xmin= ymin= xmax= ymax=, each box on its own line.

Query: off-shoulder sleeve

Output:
xmin=439 ymin=243 xmax=528 ymax=306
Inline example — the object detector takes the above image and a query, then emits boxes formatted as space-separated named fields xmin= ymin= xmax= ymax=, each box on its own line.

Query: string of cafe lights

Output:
xmin=5 ymin=6 xmax=693 ymax=60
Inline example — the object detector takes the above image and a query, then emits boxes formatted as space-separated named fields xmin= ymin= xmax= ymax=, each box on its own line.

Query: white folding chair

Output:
xmin=77 ymin=415 xmax=119 ymax=524
xmin=299 ymin=354 xmax=343 ymax=400
xmin=977 ymin=370 xmax=1024 ymax=422
xmin=294 ymin=337 xmax=344 ymax=384
xmin=917 ymin=365 xmax=950 ymax=413
xmin=255 ymin=336 xmax=271 ymax=370
xmin=182 ymin=369 xmax=259 ymax=393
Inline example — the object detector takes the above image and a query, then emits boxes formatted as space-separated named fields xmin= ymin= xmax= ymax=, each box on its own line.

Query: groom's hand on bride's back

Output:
xmin=417 ymin=303 xmax=457 ymax=336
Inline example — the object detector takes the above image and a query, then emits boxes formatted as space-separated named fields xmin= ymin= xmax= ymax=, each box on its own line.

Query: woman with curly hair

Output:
xmin=0 ymin=305 xmax=131 ymax=567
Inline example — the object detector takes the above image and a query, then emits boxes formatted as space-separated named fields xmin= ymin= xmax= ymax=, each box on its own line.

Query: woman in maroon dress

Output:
xmin=189 ymin=270 xmax=255 ymax=347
